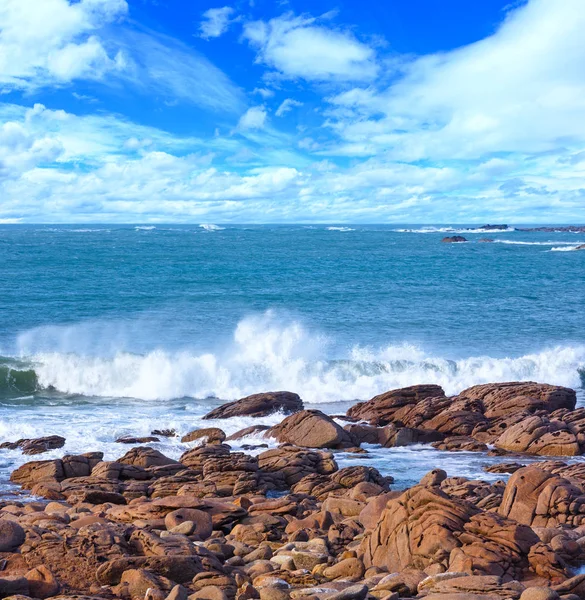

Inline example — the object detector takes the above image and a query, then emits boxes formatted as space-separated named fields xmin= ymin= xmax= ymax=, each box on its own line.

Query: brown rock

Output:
xmin=10 ymin=459 xmax=65 ymax=488
xmin=495 ymin=415 xmax=580 ymax=456
xmin=25 ymin=566 xmax=60 ymax=599
xmin=499 ymin=466 xmax=585 ymax=527
xmin=118 ymin=447 xmax=180 ymax=468
xmin=203 ymin=392 xmax=303 ymax=420
xmin=346 ymin=385 xmax=446 ymax=425
xmin=0 ymin=577 xmax=29 ymax=598
xmin=322 ymin=558 xmax=365 ymax=581
xmin=164 ymin=509 xmax=213 ymax=539
xmin=181 ymin=428 xmax=226 ymax=444
xmin=266 ymin=410 xmax=353 ymax=449
xmin=0 ymin=519 xmax=25 ymax=552
xmin=457 ymin=382 xmax=576 ymax=418
xmin=258 ymin=446 xmax=337 ymax=486
xmin=360 ymin=484 xmax=476 ymax=572
xmin=519 ymin=588 xmax=560 ymax=600
xmin=116 ymin=436 xmax=161 ymax=444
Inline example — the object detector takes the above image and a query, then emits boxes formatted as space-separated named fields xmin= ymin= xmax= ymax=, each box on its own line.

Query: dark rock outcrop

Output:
xmin=203 ymin=392 xmax=303 ymax=420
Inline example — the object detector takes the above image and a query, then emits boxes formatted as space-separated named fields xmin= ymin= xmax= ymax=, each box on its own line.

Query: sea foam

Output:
xmin=7 ymin=313 xmax=585 ymax=403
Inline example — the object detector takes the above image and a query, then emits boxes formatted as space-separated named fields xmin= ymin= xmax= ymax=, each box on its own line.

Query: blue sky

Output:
xmin=1 ymin=0 xmax=584 ymax=223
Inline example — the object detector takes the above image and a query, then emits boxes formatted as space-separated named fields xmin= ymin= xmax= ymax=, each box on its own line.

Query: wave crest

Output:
xmin=4 ymin=314 xmax=584 ymax=402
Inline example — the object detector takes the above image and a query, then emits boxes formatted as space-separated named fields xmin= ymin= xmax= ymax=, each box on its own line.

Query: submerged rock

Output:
xmin=442 ymin=236 xmax=467 ymax=242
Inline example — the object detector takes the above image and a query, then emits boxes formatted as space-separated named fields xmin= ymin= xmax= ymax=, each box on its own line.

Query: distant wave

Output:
xmin=326 ymin=226 xmax=355 ymax=232
xmin=495 ymin=240 xmax=584 ymax=246
xmin=394 ymin=226 xmax=515 ymax=234
xmin=4 ymin=313 xmax=584 ymax=403
xmin=135 ymin=226 xmax=156 ymax=231
xmin=550 ymin=246 xmax=584 ymax=252
xmin=199 ymin=224 xmax=225 ymax=231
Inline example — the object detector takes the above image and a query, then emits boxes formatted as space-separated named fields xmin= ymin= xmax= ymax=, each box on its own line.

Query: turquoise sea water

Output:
xmin=1 ymin=224 xmax=584 ymax=491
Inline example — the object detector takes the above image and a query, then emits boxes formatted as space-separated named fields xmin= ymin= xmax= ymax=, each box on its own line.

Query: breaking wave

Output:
xmin=495 ymin=240 xmax=584 ymax=246
xmin=199 ymin=224 xmax=225 ymax=231
xmin=3 ymin=314 xmax=584 ymax=403
xmin=394 ymin=226 xmax=515 ymax=234
xmin=550 ymin=245 xmax=584 ymax=252
xmin=326 ymin=227 xmax=355 ymax=232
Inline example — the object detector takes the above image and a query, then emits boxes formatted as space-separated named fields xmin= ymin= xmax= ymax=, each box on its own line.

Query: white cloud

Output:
xmin=199 ymin=6 xmax=235 ymax=39
xmin=0 ymin=0 xmax=128 ymax=90
xmin=253 ymin=87 xmax=275 ymax=98
xmin=237 ymin=106 xmax=268 ymax=130
xmin=275 ymin=98 xmax=303 ymax=117
xmin=243 ymin=12 xmax=378 ymax=81
xmin=115 ymin=28 xmax=245 ymax=113
xmin=323 ymin=0 xmax=585 ymax=160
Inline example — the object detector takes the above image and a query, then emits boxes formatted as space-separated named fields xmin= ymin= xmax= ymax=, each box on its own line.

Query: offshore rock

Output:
xmin=203 ymin=392 xmax=303 ymax=420
xmin=442 ymin=236 xmax=467 ymax=242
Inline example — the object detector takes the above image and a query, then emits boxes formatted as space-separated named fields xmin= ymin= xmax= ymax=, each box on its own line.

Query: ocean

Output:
xmin=1 ymin=224 xmax=584 ymax=493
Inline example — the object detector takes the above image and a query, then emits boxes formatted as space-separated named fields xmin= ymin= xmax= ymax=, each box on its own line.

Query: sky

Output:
xmin=1 ymin=0 xmax=585 ymax=224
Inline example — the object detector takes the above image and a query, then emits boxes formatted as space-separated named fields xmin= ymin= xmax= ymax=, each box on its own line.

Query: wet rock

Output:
xmin=116 ymin=436 xmax=161 ymax=444
xmin=346 ymin=384 xmax=446 ymax=425
xmin=266 ymin=410 xmax=354 ymax=449
xmin=152 ymin=429 xmax=178 ymax=438
xmin=432 ymin=436 xmax=489 ymax=452
xmin=203 ymin=392 xmax=303 ymax=420
xmin=181 ymin=428 xmax=226 ymax=445
xmin=380 ymin=425 xmax=444 ymax=447
xmin=226 ymin=426 xmax=271 ymax=442
xmin=19 ymin=436 xmax=66 ymax=455
xmin=0 ymin=519 xmax=25 ymax=552
xmin=442 ymin=236 xmax=467 ymax=242
xmin=483 ymin=462 xmax=524 ymax=474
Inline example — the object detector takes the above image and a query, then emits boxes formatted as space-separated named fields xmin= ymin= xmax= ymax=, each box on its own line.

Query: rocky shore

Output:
xmin=3 ymin=382 xmax=585 ymax=600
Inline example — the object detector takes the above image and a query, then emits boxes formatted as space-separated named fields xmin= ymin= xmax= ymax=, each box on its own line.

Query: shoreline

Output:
xmin=3 ymin=382 xmax=585 ymax=600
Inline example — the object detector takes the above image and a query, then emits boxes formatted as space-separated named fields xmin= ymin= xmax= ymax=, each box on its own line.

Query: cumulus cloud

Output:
xmin=0 ymin=0 xmax=128 ymax=90
xmin=236 ymin=106 xmax=268 ymax=130
xmin=324 ymin=0 xmax=585 ymax=161
xmin=242 ymin=12 xmax=378 ymax=81
xmin=199 ymin=6 xmax=235 ymax=40
xmin=275 ymin=98 xmax=303 ymax=117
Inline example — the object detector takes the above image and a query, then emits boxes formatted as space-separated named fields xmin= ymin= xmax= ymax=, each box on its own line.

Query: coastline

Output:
xmin=3 ymin=382 xmax=585 ymax=600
